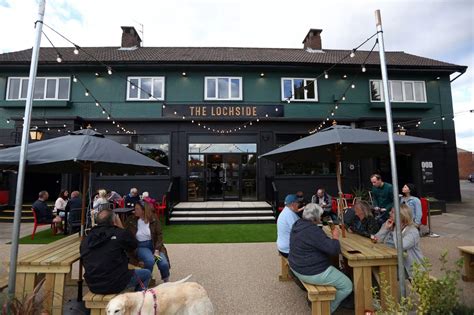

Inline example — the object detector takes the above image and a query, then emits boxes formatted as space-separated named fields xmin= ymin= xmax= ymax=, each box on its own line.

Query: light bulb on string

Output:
xmin=334 ymin=104 xmax=339 ymax=110
xmin=95 ymin=102 xmax=99 ymax=107
xmin=56 ymin=53 xmax=62 ymax=63
xmin=107 ymin=116 xmax=111 ymax=120
xmin=73 ymin=45 xmax=80 ymax=55
xmin=102 ymin=110 xmax=106 ymax=114
xmin=441 ymin=116 xmax=445 ymax=120
xmin=256 ymin=118 xmax=260 ymax=122
xmin=84 ymin=90 xmax=89 ymax=96
xmin=45 ymin=120 xmax=48 ymax=124
xmin=162 ymin=104 xmax=166 ymax=109
xmin=350 ymin=49 xmax=356 ymax=58
xmin=73 ymin=75 xmax=78 ymax=83
xmin=6 ymin=119 xmax=10 ymax=124
xmin=361 ymin=65 xmax=366 ymax=72
xmin=95 ymin=72 xmax=100 ymax=77
xmin=107 ymin=67 xmax=112 ymax=75
xmin=342 ymin=95 xmax=346 ymax=101
xmin=351 ymin=84 xmax=355 ymax=89
xmin=324 ymin=71 xmax=329 ymax=79
xmin=433 ymin=121 xmax=437 ymax=125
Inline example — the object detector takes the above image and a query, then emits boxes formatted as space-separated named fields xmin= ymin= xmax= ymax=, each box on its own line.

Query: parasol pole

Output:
xmin=335 ymin=145 xmax=346 ymax=237
xmin=375 ymin=9 xmax=406 ymax=299
xmin=7 ymin=0 xmax=46 ymax=296
xmin=77 ymin=163 xmax=90 ymax=301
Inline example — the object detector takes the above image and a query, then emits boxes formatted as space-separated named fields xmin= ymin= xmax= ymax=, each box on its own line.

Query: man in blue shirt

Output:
xmin=277 ymin=194 xmax=301 ymax=257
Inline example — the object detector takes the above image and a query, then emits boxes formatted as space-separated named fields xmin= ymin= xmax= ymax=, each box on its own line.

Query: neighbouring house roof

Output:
xmin=0 ymin=47 xmax=467 ymax=73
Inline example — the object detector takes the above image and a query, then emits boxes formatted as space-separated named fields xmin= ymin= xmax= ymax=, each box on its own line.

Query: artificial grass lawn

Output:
xmin=18 ymin=228 xmax=67 ymax=244
xmin=17 ymin=223 xmax=277 ymax=244
xmin=163 ymin=223 xmax=277 ymax=244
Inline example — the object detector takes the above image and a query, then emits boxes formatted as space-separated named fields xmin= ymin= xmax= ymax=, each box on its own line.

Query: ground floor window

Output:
xmin=187 ymin=143 xmax=257 ymax=201
xmin=100 ymin=134 xmax=170 ymax=176
xmin=275 ymin=134 xmax=336 ymax=176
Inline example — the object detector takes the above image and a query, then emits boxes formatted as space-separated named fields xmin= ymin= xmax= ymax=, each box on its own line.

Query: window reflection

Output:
xmin=189 ymin=143 xmax=257 ymax=154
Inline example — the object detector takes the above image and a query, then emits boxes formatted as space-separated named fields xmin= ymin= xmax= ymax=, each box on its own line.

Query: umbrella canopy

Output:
xmin=259 ymin=125 xmax=443 ymax=163
xmin=0 ymin=129 xmax=168 ymax=172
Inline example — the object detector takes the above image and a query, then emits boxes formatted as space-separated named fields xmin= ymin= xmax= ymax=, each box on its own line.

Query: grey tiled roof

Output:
xmin=0 ymin=47 xmax=466 ymax=72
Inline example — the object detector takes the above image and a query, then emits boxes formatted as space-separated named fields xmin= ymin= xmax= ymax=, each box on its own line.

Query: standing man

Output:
xmin=370 ymin=174 xmax=394 ymax=225
xmin=277 ymin=194 xmax=301 ymax=257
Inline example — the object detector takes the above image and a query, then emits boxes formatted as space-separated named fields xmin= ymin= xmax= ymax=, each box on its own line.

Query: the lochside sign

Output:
xmin=163 ymin=105 xmax=284 ymax=118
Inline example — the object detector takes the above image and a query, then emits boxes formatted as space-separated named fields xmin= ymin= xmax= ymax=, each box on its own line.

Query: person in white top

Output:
xmin=54 ymin=190 xmax=68 ymax=231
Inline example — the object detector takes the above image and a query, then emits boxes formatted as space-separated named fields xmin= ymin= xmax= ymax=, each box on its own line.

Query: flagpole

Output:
xmin=7 ymin=0 xmax=46 ymax=296
xmin=375 ymin=9 xmax=406 ymax=299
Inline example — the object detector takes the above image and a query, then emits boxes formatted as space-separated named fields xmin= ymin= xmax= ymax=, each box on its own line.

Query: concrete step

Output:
xmin=169 ymin=216 xmax=276 ymax=224
xmin=430 ymin=209 xmax=443 ymax=216
xmin=172 ymin=210 xmax=274 ymax=217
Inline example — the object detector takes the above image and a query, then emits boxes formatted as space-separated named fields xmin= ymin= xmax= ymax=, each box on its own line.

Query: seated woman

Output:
xmin=400 ymin=183 xmax=422 ymax=228
xmin=348 ymin=200 xmax=380 ymax=237
xmin=289 ymin=204 xmax=352 ymax=314
xmin=375 ymin=204 xmax=425 ymax=279
xmin=124 ymin=200 xmax=170 ymax=283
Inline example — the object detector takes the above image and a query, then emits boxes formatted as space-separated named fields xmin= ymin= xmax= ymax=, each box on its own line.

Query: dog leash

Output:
xmin=134 ymin=271 xmax=159 ymax=315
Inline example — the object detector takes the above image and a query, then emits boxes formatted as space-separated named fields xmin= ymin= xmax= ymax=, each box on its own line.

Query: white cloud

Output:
xmin=1 ymin=0 xmax=473 ymax=149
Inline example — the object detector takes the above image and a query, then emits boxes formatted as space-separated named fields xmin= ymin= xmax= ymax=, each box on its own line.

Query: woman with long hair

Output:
xmin=375 ymin=204 xmax=425 ymax=278
xmin=124 ymin=200 xmax=170 ymax=283
xmin=400 ymin=183 xmax=422 ymax=227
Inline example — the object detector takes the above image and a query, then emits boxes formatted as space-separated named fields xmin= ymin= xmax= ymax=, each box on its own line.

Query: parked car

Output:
xmin=468 ymin=173 xmax=474 ymax=183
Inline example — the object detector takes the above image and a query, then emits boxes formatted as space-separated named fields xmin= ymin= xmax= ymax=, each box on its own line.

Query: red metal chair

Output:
xmin=31 ymin=208 xmax=55 ymax=240
xmin=331 ymin=199 xmax=338 ymax=214
xmin=155 ymin=195 xmax=167 ymax=217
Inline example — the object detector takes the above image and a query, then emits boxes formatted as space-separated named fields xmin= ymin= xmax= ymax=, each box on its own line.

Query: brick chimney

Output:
xmin=121 ymin=26 xmax=142 ymax=48
xmin=302 ymin=29 xmax=323 ymax=51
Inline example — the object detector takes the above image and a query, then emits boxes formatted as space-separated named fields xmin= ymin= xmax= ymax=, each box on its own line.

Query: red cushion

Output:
xmin=420 ymin=197 xmax=429 ymax=225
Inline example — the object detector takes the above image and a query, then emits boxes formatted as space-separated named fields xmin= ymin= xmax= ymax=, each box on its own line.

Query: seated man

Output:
xmin=311 ymin=188 xmax=335 ymax=221
xmin=124 ymin=187 xmax=140 ymax=207
xmin=80 ymin=209 xmax=151 ymax=294
xmin=32 ymin=190 xmax=62 ymax=231
xmin=276 ymin=194 xmax=300 ymax=258
xmin=65 ymin=191 xmax=82 ymax=212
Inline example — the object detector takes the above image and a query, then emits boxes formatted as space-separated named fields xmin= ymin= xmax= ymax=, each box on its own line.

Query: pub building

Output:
xmin=0 ymin=27 xmax=467 ymax=222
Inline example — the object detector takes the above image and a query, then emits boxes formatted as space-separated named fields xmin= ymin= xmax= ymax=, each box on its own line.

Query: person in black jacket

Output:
xmin=32 ymin=191 xmax=62 ymax=231
xmin=289 ymin=204 xmax=352 ymax=314
xmin=80 ymin=209 xmax=151 ymax=294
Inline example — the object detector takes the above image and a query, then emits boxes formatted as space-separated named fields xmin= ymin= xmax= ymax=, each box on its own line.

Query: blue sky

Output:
xmin=0 ymin=0 xmax=472 ymax=150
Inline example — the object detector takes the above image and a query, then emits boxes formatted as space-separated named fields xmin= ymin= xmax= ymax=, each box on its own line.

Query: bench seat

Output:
xmin=279 ymin=255 xmax=336 ymax=315
xmin=84 ymin=291 xmax=120 ymax=315
xmin=458 ymin=246 xmax=474 ymax=282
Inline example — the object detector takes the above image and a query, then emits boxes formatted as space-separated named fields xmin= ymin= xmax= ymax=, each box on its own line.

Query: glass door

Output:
xmin=222 ymin=154 xmax=240 ymax=200
xmin=206 ymin=154 xmax=224 ymax=200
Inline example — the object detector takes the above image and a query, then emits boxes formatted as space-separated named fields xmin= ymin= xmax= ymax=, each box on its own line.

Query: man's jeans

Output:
xmin=292 ymin=266 xmax=352 ymax=313
xmin=127 ymin=269 xmax=151 ymax=291
xmin=137 ymin=240 xmax=170 ymax=280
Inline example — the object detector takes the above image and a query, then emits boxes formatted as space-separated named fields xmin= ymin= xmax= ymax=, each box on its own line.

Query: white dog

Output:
xmin=106 ymin=275 xmax=214 ymax=315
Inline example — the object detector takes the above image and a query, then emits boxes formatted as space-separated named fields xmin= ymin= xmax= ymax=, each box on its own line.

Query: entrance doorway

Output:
xmin=187 ymin=143 xmax=257 ymax=201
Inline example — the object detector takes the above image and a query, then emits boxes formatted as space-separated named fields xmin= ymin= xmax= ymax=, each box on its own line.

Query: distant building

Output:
xmin=457 ymin=148 xmax=474 ymax=179
xmin=0 ymin=27 xmax=468 ymax=204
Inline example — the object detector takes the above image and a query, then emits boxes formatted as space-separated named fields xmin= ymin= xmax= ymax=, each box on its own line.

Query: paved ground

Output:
xmin=0 ymin=181 xmax=472 ymax=314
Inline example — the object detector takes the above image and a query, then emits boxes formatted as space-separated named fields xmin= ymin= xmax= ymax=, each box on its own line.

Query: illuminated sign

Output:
xmin=163 ymin=105 xmax=284 ymax=118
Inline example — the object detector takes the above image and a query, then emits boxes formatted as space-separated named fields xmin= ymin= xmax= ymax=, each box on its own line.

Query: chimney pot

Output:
xmin=121 ymin=26 xmax=142 ymax=48
xmin=302 ymin=29 xmax=323 ymax=51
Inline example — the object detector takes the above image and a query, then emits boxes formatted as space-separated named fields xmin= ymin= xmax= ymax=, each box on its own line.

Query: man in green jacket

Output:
xmin=370 ymin=174 xmax=393 ymax=224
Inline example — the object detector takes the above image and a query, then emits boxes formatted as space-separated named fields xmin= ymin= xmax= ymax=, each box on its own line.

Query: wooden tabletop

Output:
xmin=16 ymin=233 xmax=81 ymax=267
xmin=458 ymin=246 xmax=474 ymax=254
xmin=323 ymin=226 xmax=397 ymax=261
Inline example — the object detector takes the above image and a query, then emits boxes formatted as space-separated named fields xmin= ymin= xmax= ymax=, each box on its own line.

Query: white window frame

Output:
xmin=126 ymin=76 xmax=165 ymax=101
xmin=6 ymin=76 xmax=70 ymax=101
xmin=369 ymin=79 xmax=426 ymax=103
xmin=204 ymin=76 xmax=243 ymax=101
xmin=281 ymin=78 xmax=318 ymax=102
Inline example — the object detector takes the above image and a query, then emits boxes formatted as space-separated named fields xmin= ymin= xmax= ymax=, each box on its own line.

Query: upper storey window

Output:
xmin=7 ymin=77 xmax=70 ymax=100
xmin=205 ymin=77 xmax=242 ymax=100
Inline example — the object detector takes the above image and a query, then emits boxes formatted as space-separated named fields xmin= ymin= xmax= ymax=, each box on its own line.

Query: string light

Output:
xmin=95 ymin=102 xmax=99 ymax=107
xmin=350 ymin=49 xmax=356 ymax=58
xmin=324 ymin=71 xmax=329 ymax=79
xmin=107 ymin=67 xmax=112 ymax=75
xmin=45 ymin=120 xmax=48 ymax=124
xmin=361 ymin=65 xmax=366 ymax=72
xmin=56 ymin=53 xmax=62 ymax=63
xmin=351 ymin=84 xmax=355 ymax=89
xmin=84 ymin=89 xmax=89 ymax=96
xmin=73 ymin=75 xmax=78 ymax=83
xmin=95 ymin=72 xmax=100 ymax=77
xmin=6 ymin=119 xmax=10 ymax=124
xmin=342 ymin=95 xmax=346 ymax=101
xmin=73 ymin=45 xmax=80 ymax=55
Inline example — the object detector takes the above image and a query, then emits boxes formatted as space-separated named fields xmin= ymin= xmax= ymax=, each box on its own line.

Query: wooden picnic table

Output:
xmin=323 ymin=226 xmax=398 ymax=314
xmin=12 ymin=233 xmax=81 ymax=315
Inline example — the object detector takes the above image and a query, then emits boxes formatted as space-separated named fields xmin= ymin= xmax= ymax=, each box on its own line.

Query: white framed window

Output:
xmin=205 ymin=77 xmax=242 ymax=100
xmin=126 ymin=76 xmax=165 ymax=101
xmin=6 ymin=77 xmax=70 ymax=100
xmin=370 ymin=79 xmax=426 ymax=103
xmin=281 ymin=78 xmax=318 ymax=101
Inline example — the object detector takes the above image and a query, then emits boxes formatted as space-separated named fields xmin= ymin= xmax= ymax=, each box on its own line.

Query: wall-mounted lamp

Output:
xmin=182 ymin=72 xmax=187 ymax=77
xmin=260 ymin=73 xmax=265 ymax=77
xmin=395 ymin=127 xmax=407 ymax=136
xmin=29 ymin=128 xmax=44 ymax=141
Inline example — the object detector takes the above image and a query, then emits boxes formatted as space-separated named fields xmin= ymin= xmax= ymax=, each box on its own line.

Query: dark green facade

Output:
xmin=0 ymin=45 xmax=466 ymax=204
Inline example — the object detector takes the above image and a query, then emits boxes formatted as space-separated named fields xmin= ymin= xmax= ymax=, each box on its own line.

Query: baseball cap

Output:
xmin=284 ymin=194 xmax=298 ymax=205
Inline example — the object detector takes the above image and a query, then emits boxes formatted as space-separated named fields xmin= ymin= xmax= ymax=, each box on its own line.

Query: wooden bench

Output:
xmin=279 ymin=255 xmax=336 ymax=315
xmin=10 ymin=233 xmax=81 ymax=315
xmin=83 ymin=291 xmax=119 ymax=315
xmin=0 ymin=276 xmax=8 ymax=291
xmin=458 ymin=246 xmax=474 ymax=282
